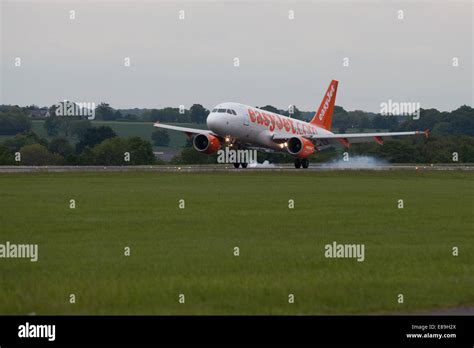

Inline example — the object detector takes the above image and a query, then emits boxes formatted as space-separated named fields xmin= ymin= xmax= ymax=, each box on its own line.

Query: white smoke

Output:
xmin=247 ymin=160 xmax=275 ymax=168
xmin=321 ymin=156 xmax=388 ymax=169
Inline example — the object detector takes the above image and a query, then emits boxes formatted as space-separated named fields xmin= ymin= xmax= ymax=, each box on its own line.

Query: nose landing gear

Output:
xmin=294 ymin=158 xmax=309 ymax=169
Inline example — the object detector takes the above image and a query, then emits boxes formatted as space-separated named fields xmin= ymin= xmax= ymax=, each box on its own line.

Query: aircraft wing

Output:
xmin=273 ymin=129 xmax=429 ymax=146
xmin=153 ymin=122 xmax=216 ymax=137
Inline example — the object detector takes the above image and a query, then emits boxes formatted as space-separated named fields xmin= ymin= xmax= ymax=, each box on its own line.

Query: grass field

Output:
xmin=0 ymin=171 xmax=472 ymax=315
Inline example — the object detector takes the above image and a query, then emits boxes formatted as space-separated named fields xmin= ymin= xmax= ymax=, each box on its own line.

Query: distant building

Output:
xmin=28 ymin=108 xmax=50 ymax=118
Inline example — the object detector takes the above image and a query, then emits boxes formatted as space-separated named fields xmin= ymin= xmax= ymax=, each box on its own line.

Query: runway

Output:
xmin=0 ymin=164 xmax=472 ymax=173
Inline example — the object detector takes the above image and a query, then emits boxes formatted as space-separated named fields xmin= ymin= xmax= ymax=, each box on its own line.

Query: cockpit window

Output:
xmin=214 ymin=108 xmax=236 ymax=114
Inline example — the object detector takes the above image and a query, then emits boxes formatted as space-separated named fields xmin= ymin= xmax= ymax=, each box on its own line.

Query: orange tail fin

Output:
xmin=310 ymin=80 xmax=339 ymax=130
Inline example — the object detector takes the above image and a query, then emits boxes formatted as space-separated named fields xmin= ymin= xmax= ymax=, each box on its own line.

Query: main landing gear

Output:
xmin=294 ymin=158 xmax=309 ymax=169
xmin=233 ymin=163 xmax=248 ymax=168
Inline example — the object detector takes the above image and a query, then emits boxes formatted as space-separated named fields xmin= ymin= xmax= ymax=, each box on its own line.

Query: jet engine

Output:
xmin=193 ymin=134 xmax=221 ymax=154
xmin=287 ymin=136 xmax=315 ymax=158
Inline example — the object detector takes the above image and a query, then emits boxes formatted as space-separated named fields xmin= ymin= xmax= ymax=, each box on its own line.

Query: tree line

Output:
xmin=0 ymin=103 xmax=473 ymax=165
xmin=2 ymin=102 xmax=473 ymax=136
xmin=0 ymin=126 xmax=157 ymax=166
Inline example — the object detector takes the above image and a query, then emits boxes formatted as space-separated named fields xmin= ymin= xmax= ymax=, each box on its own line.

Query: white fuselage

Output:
xmin=206 ymin=102 xmax=334 ymax=150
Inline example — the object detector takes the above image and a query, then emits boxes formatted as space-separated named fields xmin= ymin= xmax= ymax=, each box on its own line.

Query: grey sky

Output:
xmin=1 ymin=0 xmax=472 ymax=112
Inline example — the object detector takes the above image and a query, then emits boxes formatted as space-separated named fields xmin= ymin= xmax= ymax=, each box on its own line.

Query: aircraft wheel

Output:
xmin=294 ymin=158 xmax=302 ymax=169
xmin=233 ymin=163 xmax=240 ymax=168
xmin=241 ymin=163 xmax=248 ymax=168
xmin=302 ymin=158 xmax=309 ymax=169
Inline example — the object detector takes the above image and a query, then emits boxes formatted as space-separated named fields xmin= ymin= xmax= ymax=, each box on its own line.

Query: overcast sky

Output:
xmin=1 ymin=0 xmax=472 ymax=112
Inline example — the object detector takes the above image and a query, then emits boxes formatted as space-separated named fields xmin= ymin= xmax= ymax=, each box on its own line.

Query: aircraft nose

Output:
xmin=206 ymin=113 xmax=219 ymax=132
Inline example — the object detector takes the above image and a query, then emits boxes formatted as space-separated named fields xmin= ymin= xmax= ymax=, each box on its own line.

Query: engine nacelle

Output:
xmin=193 ymin=134 xmax=221 ymax=154
xmin=287 ymin=136 xmax=315 ymax=158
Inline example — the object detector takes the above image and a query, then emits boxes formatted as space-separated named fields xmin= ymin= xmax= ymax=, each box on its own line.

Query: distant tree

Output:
xmin=3 ymin=131 xmax=48 ymax=152
xmin=394 ymin=106 xmax=474 ymax=136
xmin=0 ymin=145 xmax=15 ymax=165
xmin=0 ymin=108 xmax=31 ymax=135
xmin=95 ymin=103 xmax=116 ymax=121
xmin=260 ymin=105 xmax=280 ymax=114
xmin=126 ymin=137 xmax=155 ymax=164
xmin=69 ymin=119 xmax=92 ymax=139
xmin=151 ymin=129 xmax=170 ymax=146
xmin=190 ymin=104 xmax=209 ymax=124
xmin=81 ymin=137 xmax=155 ymax=165
xmin=372 ymin=115 xmax=397 ymax=130
xmin=374 ymin=141 xmax=418 ymax=163
xmin=293 ymin=107 xmax=303 ymax=120
xmin=48 ymin=137 xmax=74 ymax=157
xmin=394 ymin=108 xmax=442 ymax=133
xmin=333 ymin=105 xmax=348 ymax=115
xmin=338 ymin=125 xmax=347 ymax=134
xmin=63 ymin=153 xmax=79 ymax=165
xmin=359 ymin=115 xmax=372 ymax=130
xmin=76 ymin=126 xmax=117 ymax=153
xmin=19 ymin=144 xmax=63 ymax=165
xmin=145 ymin=109 xmax=159 ymax=122
xmin=144 ymin=107 xmax=185 ymax=123
xmin=44 ymin=115 xmax=61 ymax=136
xmin=283 ymin=106 xmax=302 ymax=120
xmin=88 ymin=137 xmax=127 ymax=165
xmin=122 ymin=113 xmax=138 ymax=121
xmin=176 ymin=110 xmax=192 ymax=123
xmin=77 ymin=147 xmax=94 ymax=165
xmin=447 ymin=105 xmax=474 ymax=136
xmin=347 ymin=110 xmax=368 ymax=129
xmin=432 ymin=122 xmax=453 ymax=135
xmin=48 ymin=103 xmax=59 ymax=116
xmin=332 ymin=106 xmax=349 ymax=129
xmin=44 ymin=115 xmax=92 ymax=138
xmin=299 ymin=111 xmax=315 ymax=122
xmin=58 ymin=118 xmax=78 ymax=137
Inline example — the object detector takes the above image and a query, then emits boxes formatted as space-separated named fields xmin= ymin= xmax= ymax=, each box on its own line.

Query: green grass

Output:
xmin=0 ymin=171 xmax=472 ymax=315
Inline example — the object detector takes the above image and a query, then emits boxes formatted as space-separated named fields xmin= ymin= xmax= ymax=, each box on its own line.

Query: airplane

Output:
xmin=153 ymin=80 xmax=429 ymax=168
